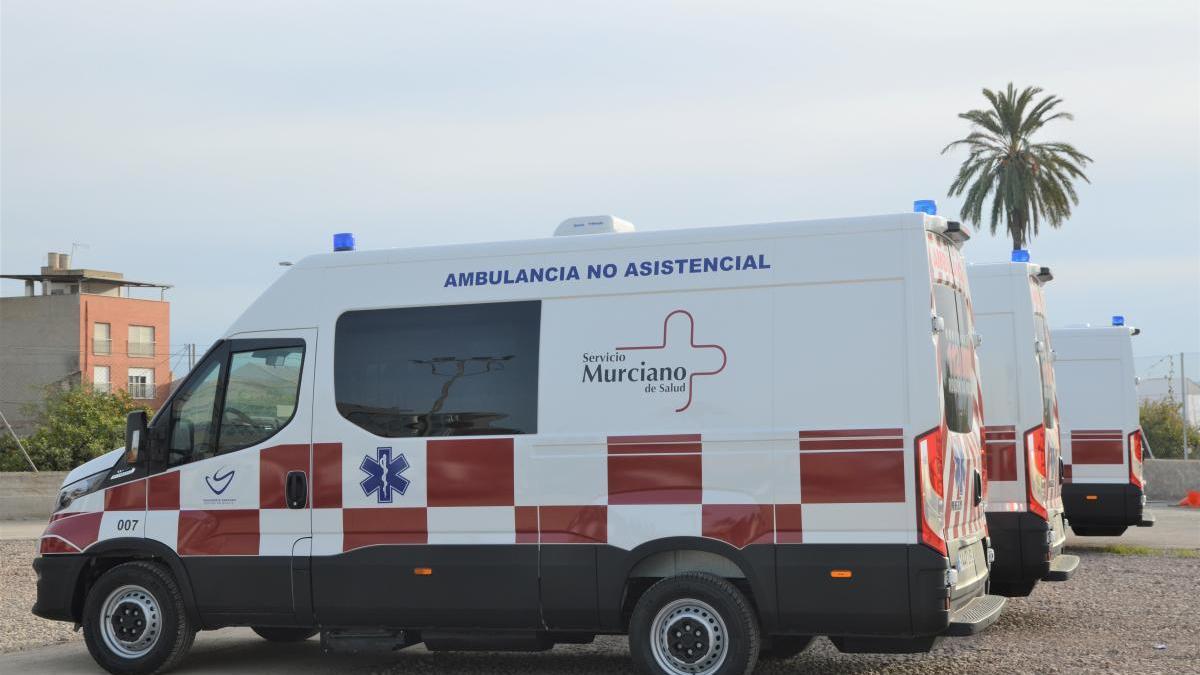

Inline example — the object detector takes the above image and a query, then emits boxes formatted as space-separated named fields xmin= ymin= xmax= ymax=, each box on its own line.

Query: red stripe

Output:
xmin=259 ymin=444 xmax=309 ymax=509
xmin=799 ymin=437 xmax=904 ymax=451
xmin=799 ymin=428 xmax=902 ymax=438
xmin=515 ymin=506 xmax=538 ymax=544
xmin=608 ymin=454 xmax=702 ymax=505
xmin=539 ymin=505 xmax=607 ymax=544
xmin=178 ymin=510 xmax=259 ymax=556
xmin=1071 ymin=440 xmax=1124 ymax=464
xmin=427 ymin=438 xmax=514 ymax=507
xmin=104 ymin=479 xmax=146 ymax=511
xmin=800 ymin=450 xmax=906 ymax=503
xmin=148 ymin=471 xmax=179 ymax=511
xmin=312 ymin=443 xmax=342 ymax=508
xmin=775 ymin=504 xmax=803 ymax=544
xmin=42 ymin=511 xmax=102 ymax=552
xmin=702 ymin=504 xmax=774 ymax=549
xmin=985 ymin=443 xmax=1018 ymax=482
xmin=342 ymin=507 xmax=427 ymax=551
xmin=608 ymin=434 xmax=701 ymax=455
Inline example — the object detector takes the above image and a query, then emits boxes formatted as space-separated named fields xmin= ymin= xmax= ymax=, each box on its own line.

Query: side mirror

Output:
xmin=125 ymin=411 xmax=148 ymax=464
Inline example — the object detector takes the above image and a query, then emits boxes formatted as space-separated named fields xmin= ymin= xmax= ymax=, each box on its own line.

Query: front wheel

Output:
xmin=628 ymin=572 xmax=760 ymax=675
xmin=82 ymin=561 xmax=195 ymax=675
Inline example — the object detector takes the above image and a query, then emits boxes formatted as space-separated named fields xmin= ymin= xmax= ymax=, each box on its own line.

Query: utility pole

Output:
xmin=188 ymin=344 xmax=196 ymax=371
xmin=0 ymin=407 xmax=38 ymax=472
xmin=1182 ymin=352 xmax=1191 ymax=460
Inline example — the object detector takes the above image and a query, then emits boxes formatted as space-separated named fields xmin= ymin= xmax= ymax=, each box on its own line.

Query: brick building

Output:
xmin=0 ymin=253 xmax=171 ymax=434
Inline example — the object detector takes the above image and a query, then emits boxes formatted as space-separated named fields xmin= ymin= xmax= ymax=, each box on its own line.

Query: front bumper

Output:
xmin=31 ymin=554 xmax=87 ymax=622
xmin=1062 ymin=483 xmax=1146 ymax=528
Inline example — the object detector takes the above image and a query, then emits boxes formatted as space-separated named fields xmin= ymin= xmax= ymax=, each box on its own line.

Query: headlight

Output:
xmin=54 ymin=471 xmax=108 ymax=512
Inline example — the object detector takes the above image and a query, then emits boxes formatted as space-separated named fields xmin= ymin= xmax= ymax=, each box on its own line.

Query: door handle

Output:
xmin=286 ymin=471 xmax=308 ymax=509
xmin=973 ymin=470 xmax=983 ymax=506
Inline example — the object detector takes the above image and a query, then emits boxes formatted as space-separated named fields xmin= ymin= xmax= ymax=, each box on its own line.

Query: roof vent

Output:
xmin=554 ymin=215 xmax=635 ymax=237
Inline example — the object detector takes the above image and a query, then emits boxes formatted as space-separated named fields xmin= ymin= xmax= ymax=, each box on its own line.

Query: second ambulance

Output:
xmin=968 ymin=256 xmax=1078 ymax=597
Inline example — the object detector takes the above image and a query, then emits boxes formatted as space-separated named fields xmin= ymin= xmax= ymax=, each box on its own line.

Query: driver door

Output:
xmin=145 ymin=329 xmax=317 ymax=626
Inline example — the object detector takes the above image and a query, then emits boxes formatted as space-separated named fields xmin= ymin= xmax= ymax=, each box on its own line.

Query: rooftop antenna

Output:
xmin=70 ymin=242 xmax=90 ymax=267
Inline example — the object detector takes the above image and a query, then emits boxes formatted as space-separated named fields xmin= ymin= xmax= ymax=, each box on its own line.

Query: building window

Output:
xmin=335 ymin=301 xmax=541 ymax=438
xmin=94 ymin=323 xmax=112 ymax=356
xmin=92 ymin=366 xmax=111 ymax=394
xmin=128 ymin=325 xmax=155 ymax=358
xmin=128 ymin=367 xmax=156 ymax=400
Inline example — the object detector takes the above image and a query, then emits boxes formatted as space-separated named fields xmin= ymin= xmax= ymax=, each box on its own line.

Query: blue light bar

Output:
xmin=333 ymin=232 xmax=355 ymax=252
xmin=1112 ymin=315 xmax=1125 ymax=326
xmin=1011 ymin=249 xmax=1030 ymax=263
xmin=913 ymin=199 xmax=938 ymax=216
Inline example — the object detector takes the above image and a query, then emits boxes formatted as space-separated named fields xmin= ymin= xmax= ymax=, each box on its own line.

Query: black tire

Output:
xmin=251 ymin=627 xmax=319 ymax=642
xmin=1071 ymin=525 xmax=1127 ymax=537
xmin=82 ymin=561 xmax=196 ymax=675
xmin=759 ymin=635 xmax=813 ymax=660
xmin=628 ymin=572 xmax=760 ymax=675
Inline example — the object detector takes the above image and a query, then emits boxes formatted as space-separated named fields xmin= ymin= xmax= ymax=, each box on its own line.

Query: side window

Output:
xmin=335 ymin=301 xmax=541 ymax=438
xmin=1034 ymin=314 xmax=1057 ymax=430
xmin=216 ymin=346 xmax=304 ymax=453
xmin=167 ymin=358 xmax=223 ymax=466
xmin=934 ymin=284 xmax=975 ymax=433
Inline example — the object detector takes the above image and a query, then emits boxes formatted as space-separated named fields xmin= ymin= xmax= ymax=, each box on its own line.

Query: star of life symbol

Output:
xmin=359 ymin=447 xmax=410 ymax=503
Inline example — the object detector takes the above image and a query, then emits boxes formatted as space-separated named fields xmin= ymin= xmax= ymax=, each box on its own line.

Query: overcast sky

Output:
xmin=3 ymin=0 xmax=1197 ymax=373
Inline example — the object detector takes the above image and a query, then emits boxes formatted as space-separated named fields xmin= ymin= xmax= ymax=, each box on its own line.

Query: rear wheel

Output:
xmin=251 ymin=627 xmax=318 ymax=642
xmin=1071 ymin=525 xmax=1127 ymax=537
xmin=82 ymin=561 xmax=195 ymax=675
xmin=628 ymin=572 xmax=759 ymax=675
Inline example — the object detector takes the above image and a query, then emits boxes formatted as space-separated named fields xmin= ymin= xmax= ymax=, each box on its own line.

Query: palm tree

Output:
xmin=942 ymin=83 xmax=1092 ymax=251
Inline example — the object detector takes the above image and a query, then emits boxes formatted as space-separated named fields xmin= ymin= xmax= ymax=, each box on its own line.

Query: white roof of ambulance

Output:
xmin=227 ymin=211 xmax=950 ymax=336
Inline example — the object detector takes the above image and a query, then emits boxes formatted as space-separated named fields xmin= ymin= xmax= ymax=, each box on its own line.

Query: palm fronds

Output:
xmin=942 ymin=83 xmax=1092 ymax=250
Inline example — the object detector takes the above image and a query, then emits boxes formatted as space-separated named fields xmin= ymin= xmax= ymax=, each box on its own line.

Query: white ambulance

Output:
xmin=967 ymin=258 xmax=1079 ymax=597
xmin=1052 ymin=319 xmax=1155 ymax=536
xmin=33 ymin=208 xmax=1004 ymax=675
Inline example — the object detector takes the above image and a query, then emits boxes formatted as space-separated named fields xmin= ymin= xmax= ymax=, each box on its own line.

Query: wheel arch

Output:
xmin=598 ymin=537 xmax=777 ymax=634
xmin=76 ymin=538 xmax=202 ymax=627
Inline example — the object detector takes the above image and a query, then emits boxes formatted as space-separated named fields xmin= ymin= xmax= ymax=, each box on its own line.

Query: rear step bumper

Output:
xmin=1138 ymin=510 xmax=1156 ymax=527
xmin=1042 ymin=553 xmax=1080 ymax=582
xmin=943 ymin=594 xmax=1006 ymax=637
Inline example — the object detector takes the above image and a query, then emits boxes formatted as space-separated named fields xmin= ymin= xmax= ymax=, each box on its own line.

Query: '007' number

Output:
xmin=116 ymin=519 xmax=139 ymax=531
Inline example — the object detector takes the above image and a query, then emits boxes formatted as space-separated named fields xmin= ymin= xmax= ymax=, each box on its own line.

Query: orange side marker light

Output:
xmin=830 ymin=569 xmax=853 ymax=579
xmin=1086 ymin=495 xmax=1099 ymax=501
xmin=414 ymin=567 xmax=433 ymax=576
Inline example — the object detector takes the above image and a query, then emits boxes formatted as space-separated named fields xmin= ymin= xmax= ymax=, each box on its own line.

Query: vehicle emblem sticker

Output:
xmin=359 ymin=447 xmax=411 ymax=503
xmin=205 ymin=467 xmax=235 ymax=496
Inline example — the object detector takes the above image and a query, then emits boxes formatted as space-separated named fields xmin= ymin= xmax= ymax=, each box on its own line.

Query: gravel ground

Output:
xmin=0 ymin=540 xmax=78 ymax=654
xmin=2 ymin=542 xmax=1197 ymax=673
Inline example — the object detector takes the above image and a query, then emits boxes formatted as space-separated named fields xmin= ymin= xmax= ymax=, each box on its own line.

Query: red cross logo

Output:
xmin=617 ymin=309 xmax=727 ymax=412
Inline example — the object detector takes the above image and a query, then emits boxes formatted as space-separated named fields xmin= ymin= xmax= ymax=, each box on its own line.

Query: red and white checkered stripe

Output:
xmin=41 ymin=426 xmax=947 ymax=556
